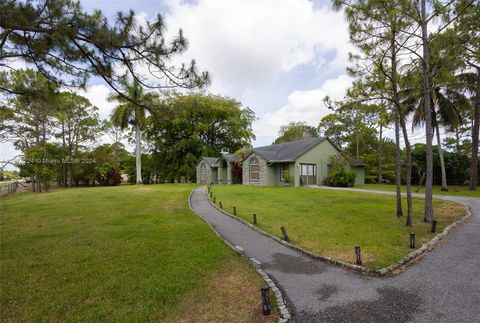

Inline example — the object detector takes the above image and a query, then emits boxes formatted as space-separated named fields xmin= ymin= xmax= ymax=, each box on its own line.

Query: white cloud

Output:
xmin=0 ymin=57 xmax=28 ymax=72
xmin=1 ymin=0 xmax=355 ymax=164
xmin=253 ymin=73 xmax=352 ymax=145
xmin=0 ymin=84 xmax=121 ymax=170
xmin=164 ymin=0 xmax=352 ymax=96
xmin=73 ymin=84 xmax=135 ymax=149
xmin=0 ymin=143 xmax=22 ymax=171
xmin=74 ymin=84 xmax=115 ymax=120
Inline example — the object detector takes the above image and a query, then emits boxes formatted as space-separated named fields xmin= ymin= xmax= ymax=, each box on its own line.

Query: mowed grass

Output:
xmin=354 ymin=184 xmax=480 ymax=198
xmin=0 ymin=185 xmax=277 ymax=322
xmin=210 ymin=185 xmax=467 ymax=269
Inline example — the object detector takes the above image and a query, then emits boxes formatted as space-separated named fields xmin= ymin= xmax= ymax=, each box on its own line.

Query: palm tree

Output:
xmin=410 ymin=87 xmax=470 ymax=191
xmin=109 ymin=79 xmax=152 ymax=184
xmin=457 ymin=71 xmax=480 ymax=190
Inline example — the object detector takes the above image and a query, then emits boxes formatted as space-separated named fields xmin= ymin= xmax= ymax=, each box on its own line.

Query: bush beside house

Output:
xmin=326 ymin=168 xmax=356 ymax=187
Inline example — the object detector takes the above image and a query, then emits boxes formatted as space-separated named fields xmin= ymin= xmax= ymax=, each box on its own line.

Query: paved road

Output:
xmin=190 ymin=186 xmax=480 ymax=322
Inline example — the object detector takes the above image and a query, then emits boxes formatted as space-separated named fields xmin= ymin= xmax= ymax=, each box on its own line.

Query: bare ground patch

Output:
xmin=166 ymin=257 xmax=279 ymax=323
xmin=433 ymin=200 xmax=466 ymax=219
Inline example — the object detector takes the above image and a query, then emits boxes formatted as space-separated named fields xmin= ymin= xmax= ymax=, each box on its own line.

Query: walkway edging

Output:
xmin=188 ymin=188 xmax=291 ymax=323
xmin=207 ymin=186 xmax=472 ymax=276
xmin=380 ymin=207 xmax=472 ymax=274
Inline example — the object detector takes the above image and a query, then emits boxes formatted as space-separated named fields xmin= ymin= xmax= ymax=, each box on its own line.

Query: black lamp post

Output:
xmin=261 ymin=285 xmax=271 ymax=315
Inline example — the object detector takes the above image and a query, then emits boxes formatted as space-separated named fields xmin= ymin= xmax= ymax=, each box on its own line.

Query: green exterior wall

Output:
xmin=352 ymin=166 xmax=364 ymax=185
xmin=266 ymin=163 xmax=295 ymax=186
xmin=267 ymin=164 xmax=277 ymax=186
xmin=293 ymin=139 xmax=344 ymax=186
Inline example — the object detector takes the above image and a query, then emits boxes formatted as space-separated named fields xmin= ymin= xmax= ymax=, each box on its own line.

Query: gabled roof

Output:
xmin=252 ymin=137 xmax=327 ymax=162
xmin=199 ymin=154 xmax=242 ymax=167
xmin=200 ymin=157 xmax=219 ymax=167
xmin=218 ymin=154 xmax=239 ymax=163
xmin=199 ymin=137 xmax=368 ymax=167
xmin=348 ymin=158 xmax=367 ymax=167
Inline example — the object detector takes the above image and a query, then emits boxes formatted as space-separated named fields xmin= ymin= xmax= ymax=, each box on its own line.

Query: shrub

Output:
xmin=380 ymin=170 xmax=396 ymax=184
xmin=96 ymin=163 xmax=122 ymax=186
xmin=283 ymin=172 xmax=292 ymax=184
xmin=365 ymin=175 xmax=377 ymax=184
xmin=326 ymin=168 xmax=356 ymax=187
xmin=327 ymin=155 xmax=349 ymax=170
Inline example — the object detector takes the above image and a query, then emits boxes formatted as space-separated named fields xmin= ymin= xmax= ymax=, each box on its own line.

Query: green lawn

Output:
xmin=210 ymin=185 xmax=467 ymax=269
xmin=354 ymin=183 xmax=480 ymax=198
xmin=1 ymin=185 xmax=276 ymax=322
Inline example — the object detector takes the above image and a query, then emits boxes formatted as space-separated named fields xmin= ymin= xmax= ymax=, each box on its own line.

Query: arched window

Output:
xmin=200 ymin=163 xmax=207 ymax=181
xmin=250 ymin=156 xmax=259 ymax=181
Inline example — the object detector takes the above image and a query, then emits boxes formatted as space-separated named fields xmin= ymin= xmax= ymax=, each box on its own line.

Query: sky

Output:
xmin=1 ymin=0 xmax=430 ymax=169
xmin=79 ymin=0 xmax=355 ymax=144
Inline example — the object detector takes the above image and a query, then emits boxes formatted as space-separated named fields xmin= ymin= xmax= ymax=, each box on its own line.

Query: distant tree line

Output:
xmin=331 ymin=0 xmax=479 ymax=226
xmin=274 ymin=0 xmax=479 ymax=227
xmin=1 ymin=0 xmax=248 ymax=191
xmin=0 ymin=71 xmax=255 ymax=190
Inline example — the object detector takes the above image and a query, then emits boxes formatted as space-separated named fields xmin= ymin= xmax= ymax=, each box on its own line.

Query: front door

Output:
xmin=300 ymin=164 xmax=316 ymax=186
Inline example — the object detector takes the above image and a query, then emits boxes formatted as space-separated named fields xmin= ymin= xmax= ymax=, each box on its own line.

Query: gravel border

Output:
xmin=207 ymin=187 xmax=472 ymax=276
xmin=188 ymin=188 xmax=292 ymax=322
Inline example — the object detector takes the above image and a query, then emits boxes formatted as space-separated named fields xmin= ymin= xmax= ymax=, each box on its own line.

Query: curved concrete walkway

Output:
xmin=190 ymin=186 xmax=480 ymax=322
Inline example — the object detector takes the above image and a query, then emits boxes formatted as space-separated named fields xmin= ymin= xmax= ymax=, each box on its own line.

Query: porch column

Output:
xmin=295 ymin=163 xmax=301 ymax=187
xmin=227 ymin=162 xmax=232 ymax=184
xmin=218 ymin=165 xmax=223 ymax=184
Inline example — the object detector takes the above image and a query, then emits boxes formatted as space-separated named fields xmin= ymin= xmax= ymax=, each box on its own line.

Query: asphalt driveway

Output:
xmin=190 ymin=186 xmax=480 ymax=322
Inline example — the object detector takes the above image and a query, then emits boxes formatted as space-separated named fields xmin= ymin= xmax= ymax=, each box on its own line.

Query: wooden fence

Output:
xmin=0 ymin=181 xmax=18 ymax=197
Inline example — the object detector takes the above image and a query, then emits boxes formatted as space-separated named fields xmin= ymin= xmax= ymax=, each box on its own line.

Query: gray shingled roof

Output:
xmin=219 ymin=154 xmax=239 ymax=163
xmin=252 ymin=137 xmax=327 ymax=162
xmin=349 ymin=158 xmax=367 ymax=167
xmin=200 ymin=137 xmax=367 ymax=167
xmin=201 ymin=157 xmax=219 ymax=167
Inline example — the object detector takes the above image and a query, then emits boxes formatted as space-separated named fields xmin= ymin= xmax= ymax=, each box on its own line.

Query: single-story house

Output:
xmin=196 ymin=137 xmax=366 ymax=186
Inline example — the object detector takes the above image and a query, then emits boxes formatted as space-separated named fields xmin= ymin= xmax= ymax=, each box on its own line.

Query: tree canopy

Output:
xmin=144 ymin=93 xmax=255 ymax=182
xmin=273 ymin=121 xmax=318 ymax=144
xmin=0 ymin=0 xmax=209 ymax=104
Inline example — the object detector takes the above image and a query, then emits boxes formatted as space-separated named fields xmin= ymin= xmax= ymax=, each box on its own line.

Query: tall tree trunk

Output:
xmin=394 ymin=110 xmax=403 ymax=218
xmin=31 ymin=175 xmax=36 ymax=192
xmin=356 ymin=132 xmax=360 ymax=159
xmin=33 ymin=123 xmax=40 ymax=193
xmin=435 ymin=121 xmax=448 ymax=191
xmin=68 ymin=144 xmax=73 ymax=188
xmin=135 ymin=123 xmax=142 ymax=184
xmin=390 ymin=27 xmax=402 ymax=218
xmin=68 ymin=166 xmax=73 ymax=188
xmin=400 ymin=116 xmax=413 ymax=226
xmin=378 ymin=123 xmax=383 ymax=183
xmin=469 ymin=69 xmax=480 ymax=190
xmin=62 ymin=123 xmax=67 ymax=187
xmin=455 ymin=128 xmax=461 ymax=154
xmin=41 ymin=118 xmax=47 ymax=193
xmin=421 ymin=0 xmax=434 ymax=223
xmin=35 ymin=175 xmax=41 ymax=192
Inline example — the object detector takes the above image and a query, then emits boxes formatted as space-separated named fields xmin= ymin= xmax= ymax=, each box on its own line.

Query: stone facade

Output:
xmin=196 ymin=160 xmax=213 ymax=184
xmin=242 ymin=153 xmax=268 ymax=186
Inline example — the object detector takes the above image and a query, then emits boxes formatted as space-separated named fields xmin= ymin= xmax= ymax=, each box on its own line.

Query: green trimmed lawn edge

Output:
xmin=0 ymin=184 xmax=276 ymax=322
xmin=354 ymin=184 xmax=480 ymax=198
xmin=210 ymin=185 xmax=467 ymax=269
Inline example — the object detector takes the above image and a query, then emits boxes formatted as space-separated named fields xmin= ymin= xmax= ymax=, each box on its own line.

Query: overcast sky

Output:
xmin=81 ymin=0 xmax=355 ymax=143
xmin=2 ymin=0 xmax=429 ymax=169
